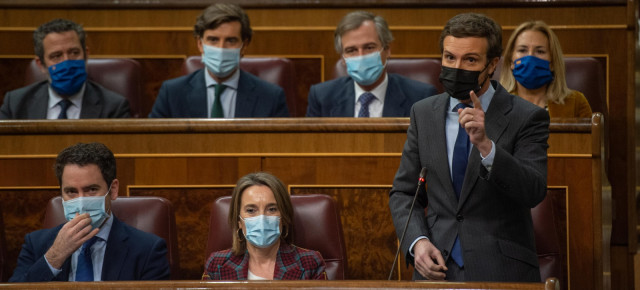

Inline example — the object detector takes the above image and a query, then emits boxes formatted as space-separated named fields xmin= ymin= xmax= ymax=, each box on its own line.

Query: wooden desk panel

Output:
xmin=0 ymin=118 xmax=607 ymax=290
xmin=0 ymin=278 xmax=559 ymax=290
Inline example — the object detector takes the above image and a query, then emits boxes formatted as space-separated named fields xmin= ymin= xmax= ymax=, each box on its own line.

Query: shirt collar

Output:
xmin=204 ymin=68 xmax=240 ymax=90
xmin=96 ymin=213 xmax=114 ymax=242
xmin=354 ymin=72 xmax=388 ymax=104
xmin=47 ymin=83 xmax=86 ymax=110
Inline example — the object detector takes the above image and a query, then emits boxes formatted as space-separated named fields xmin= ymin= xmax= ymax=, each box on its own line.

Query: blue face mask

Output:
xmin=48 ymin=59 xmax=87 ymax=96
xmin=62 ymin=188 xmax=111 ymax=229
xmin=512 ymin=55 xmax=554 ymax=90
xmin=344 ymin=50 xmax=386 ymax=86
xmin=202 ymin=44 xmax=241 ymax=78
xmin=241 ymin=215 xmax=281 ymax=248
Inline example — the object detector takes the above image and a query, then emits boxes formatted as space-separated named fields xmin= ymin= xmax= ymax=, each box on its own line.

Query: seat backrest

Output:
xmin=182 ymin=56 xmax=299 ymax=116
xmin=205 ymin=194 xmax=347 ymax=280
xmin=332 ymin=58 xmax=443 ymax=93
xmin=43 ymin=196 xmax=180 ymax=279
xmin=0 ymin=206 xmax=8 ymax=282
xmin=25 ymin=58 xmax=143 ymax=118
xmin=492 ymin=57 xmax=606 ymax=116
xmin=531 ymin=190 xmax=564 ymax=285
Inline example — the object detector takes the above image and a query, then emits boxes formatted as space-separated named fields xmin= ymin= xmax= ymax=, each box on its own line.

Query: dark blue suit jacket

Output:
xmin=306 ymin=73 xmax=438 ymax=117
xmin=149 ymin=69 xmax=289 ymax=118
xmin=9 ymin=216 xmax=170 ymax=282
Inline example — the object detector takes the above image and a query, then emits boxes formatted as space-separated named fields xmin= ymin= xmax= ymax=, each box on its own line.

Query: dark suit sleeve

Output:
xmin=149 ymin=82 xmax=171 ymax=118
xmin=388 ymin=104 xmax=429 ymax=264
xmin=110 ymin=97 xmax=131 ymax=118
xmin=0 ymin=92 xmax=13 ymax=119
xmin=273 ymin=88 xmax=290 ymax=117
xmin=306 ymin=84 xmax=321 ymax=117
xmin=485 ymin=107 xmax=549 ymax=208
xmin=139 ymin=236 xmax=170 ymax=280
xmin=9 ymin=232 xmax=59 ymax=282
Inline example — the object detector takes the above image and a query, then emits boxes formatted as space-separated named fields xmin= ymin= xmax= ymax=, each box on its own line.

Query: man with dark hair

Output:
xmin=0 ymin=19 xmax=130 ymax=119
xmin=389 ymin=13 xmax=549 ymax=282
xmin=306 ymin=11 xmax=437 ymax=117
xmin=149 ymin=3 xmax=289 ymax=118
xmin=10 ymin=143 xmax=169 ymax=282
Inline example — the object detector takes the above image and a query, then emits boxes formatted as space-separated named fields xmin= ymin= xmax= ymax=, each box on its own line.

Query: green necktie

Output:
xmin=211 ymin=84 xmax=227 ymax=118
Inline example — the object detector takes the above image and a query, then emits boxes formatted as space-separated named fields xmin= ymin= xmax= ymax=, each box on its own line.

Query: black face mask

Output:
xmin=438 ymin=63 xmax=490 ymax=100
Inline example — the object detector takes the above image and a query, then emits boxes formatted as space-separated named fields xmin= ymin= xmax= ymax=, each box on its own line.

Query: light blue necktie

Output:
xmin=357 ymin=92 xmax=375 ymax=117
xmin=75 ymin=236 xmax=99 ymax=281
xmin=450 ymin=102 xmax=470 ymax=267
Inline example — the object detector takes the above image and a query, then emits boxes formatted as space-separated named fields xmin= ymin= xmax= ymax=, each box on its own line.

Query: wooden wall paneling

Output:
xmin=129 ymin=186 xmax=234 ymax=280
xmin=0 ymin=187 xmax=60 ymax=278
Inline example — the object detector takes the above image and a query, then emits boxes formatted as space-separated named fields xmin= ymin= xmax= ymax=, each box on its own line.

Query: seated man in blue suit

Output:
xmin=149 ymin=3 xmax=289 ymax=118
xmin=306 ymin=11 xmax=437 ymax=117
xmin=9 ymin=142 xmax=170 ymax=282
xmin=0 ymin=19 xmax=130 ymax=119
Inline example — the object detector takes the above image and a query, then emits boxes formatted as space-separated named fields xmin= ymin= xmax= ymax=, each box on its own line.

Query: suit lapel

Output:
xmin=186 ymin=70 xmax=208 ymax=118
xmin=28 ymin=83 xmax=50 ymax=118
xmin=331 ymin=79 xmax=355 ymax=117
xmin=428 ymin=95 xmax=459 ymax=207
xmin=458 ymin=85 xmax=511 ymax=208
xmin=101 ymin=217 xmax=128 ymax=281
xmin=235 ymin=71 xmax=258 ymax=117
xmin=80 ymin=82 xmax=101 ymax=118
xmin=382 ymin=74 xmax=407 ymax=117
xmin=220 ymin=253 xmax=248 ymax=280
xmin=273 ymin=243 xmax=301 ymax=280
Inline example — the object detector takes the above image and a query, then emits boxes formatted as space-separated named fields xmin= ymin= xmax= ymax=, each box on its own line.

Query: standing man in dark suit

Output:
xmin=10 ymin=142 xmax=170 ymax=282
xmin=0 ymin=19 xmax=130 ymax=119
xmin=306 ymin=11 xmax=437 ymax=117
xmin=389 ymin=13 xmax=549 ymax=282
xmin=149 ymin=4 xmax=289 ymax=118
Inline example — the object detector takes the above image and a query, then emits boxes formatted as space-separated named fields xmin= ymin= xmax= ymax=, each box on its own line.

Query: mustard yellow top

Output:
xmin=511 ymin=90 xmax=593 ymax=118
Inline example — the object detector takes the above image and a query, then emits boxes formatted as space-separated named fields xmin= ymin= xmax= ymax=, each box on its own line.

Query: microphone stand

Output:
xmin=388 ymin=167 xmax=427 ymax=280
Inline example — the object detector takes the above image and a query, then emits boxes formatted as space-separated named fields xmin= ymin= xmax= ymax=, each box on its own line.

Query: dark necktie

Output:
xmin=450 ymin=102 xmax=470 ymax=268
xmin=57 ymin=99 xmax=72 ymax=119
xmin=211 ymin=84 xmax=227 ymax=118
xmin=357 ymin=92 xmax=375 ymax=117
xmin=76 ymin=236 xmax=99 ymax=281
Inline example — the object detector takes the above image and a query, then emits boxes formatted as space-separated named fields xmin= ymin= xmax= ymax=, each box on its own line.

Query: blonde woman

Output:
xmin=500 ymin=20 xmax=592 ymax=118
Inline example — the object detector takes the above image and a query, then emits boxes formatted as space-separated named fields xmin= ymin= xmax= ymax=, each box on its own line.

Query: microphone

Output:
xmin=388 ymin=167 xmax=427 ymax=280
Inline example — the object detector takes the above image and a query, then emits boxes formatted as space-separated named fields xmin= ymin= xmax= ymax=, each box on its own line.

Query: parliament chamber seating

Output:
xmin=531 ymin=190 xmax=564 ymax=287
xmin=24 ymin=58 xmax=144 ymax=118
xmin=332 ymin=58 xmax=444 ymax=93
xmin=205 ymin=194 xmax=348 ymax=280
xmin=42 ymin=196 xmax=180 ymax=279
xmin=182 ymin=56 xmax=300 ymax=116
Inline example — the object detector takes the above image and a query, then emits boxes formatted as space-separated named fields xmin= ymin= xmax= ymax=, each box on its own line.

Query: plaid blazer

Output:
xmin=202 ymin=243 xmax=327 ymax=280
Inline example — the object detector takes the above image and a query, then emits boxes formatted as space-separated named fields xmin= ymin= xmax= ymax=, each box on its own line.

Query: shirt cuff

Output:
xmin=480 ymin=140 xmax=496 ymax=171
xmin=44 ymin=255 xmax=62 ymax=276
xmin=408 ymin=236 xmax=429 ymax=257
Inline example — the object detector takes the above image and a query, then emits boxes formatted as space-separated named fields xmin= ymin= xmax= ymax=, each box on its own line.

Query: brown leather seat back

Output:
xmin=182 ymin=56 xmax=299 ymax=116
xmin=332 ymin=58 xmax=443 ymax=93
xmin=205 ymin=194 xmax=347 ymax=280
xmin=531 ymin=190 xmax=564 ymax=286
xmin=43 ymin=196 xmax=180 ymax=279
xmin=25 ymin=58 xmax=143 ymax=117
